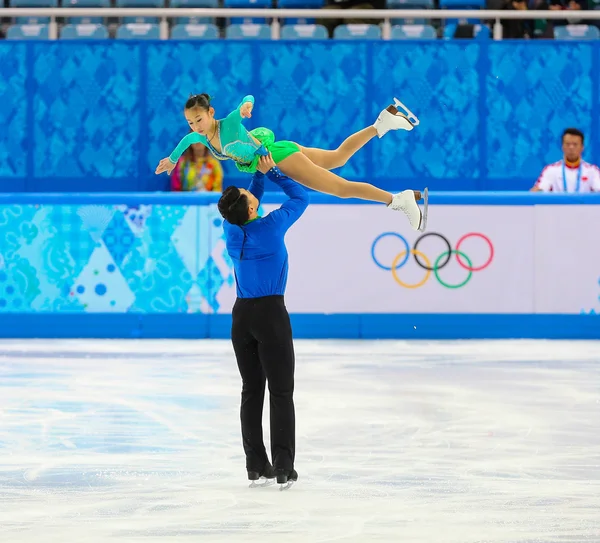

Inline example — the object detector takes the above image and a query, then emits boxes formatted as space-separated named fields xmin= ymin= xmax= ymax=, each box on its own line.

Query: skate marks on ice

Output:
xmin=0 ymin=339 xmax=599 ymax=542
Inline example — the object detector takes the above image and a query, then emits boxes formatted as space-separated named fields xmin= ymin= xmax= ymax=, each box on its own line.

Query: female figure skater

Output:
xmin=155 ymin=94 xmax=427 ymax=231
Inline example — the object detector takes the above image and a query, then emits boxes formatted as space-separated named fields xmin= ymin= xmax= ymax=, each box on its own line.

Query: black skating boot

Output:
xmin=275 ymin=468 xmax=298 ymax=491
xmin=248 ymin=461 xmax=276 ymax=488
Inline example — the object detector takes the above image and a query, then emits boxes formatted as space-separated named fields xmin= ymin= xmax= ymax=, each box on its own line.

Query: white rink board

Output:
xmin=283 ymin=204 xmax=534 ymax=313
xmin=217 ymin=204 xmax=600 ymax=314
xmin=534 ymin=205 xmax=600 ymax=314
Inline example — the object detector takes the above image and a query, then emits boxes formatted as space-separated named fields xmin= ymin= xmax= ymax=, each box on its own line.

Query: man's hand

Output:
xmin=257 ymin=153 xmax=276 ymax=174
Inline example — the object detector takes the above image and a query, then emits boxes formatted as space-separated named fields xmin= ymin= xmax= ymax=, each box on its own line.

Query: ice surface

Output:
xmin=0 ymin=339 xmax=599 ymax=542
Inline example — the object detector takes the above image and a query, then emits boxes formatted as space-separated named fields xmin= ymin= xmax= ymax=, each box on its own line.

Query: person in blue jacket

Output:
xmin=217 ymin=152 xmax=308 ymax=489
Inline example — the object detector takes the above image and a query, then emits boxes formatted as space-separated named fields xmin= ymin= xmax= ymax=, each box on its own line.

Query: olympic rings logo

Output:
xmin=371 ymin=232 xmax=494 ymax=289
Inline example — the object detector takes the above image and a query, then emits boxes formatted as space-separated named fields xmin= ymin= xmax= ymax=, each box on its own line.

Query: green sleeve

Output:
xmin=223 ymin=95 xmax=255 ymax=124
xmin=220 ymin=95 xmax=255 ymax=144
xmin=238 ymin=94 xmax=254 ymax=109
xmin=168 ymin=132 xmax=207 ymax=164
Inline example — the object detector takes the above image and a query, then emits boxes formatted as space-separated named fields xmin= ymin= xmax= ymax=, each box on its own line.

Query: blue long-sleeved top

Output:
xmin=223 ymin=167 xmax=309 ymax=299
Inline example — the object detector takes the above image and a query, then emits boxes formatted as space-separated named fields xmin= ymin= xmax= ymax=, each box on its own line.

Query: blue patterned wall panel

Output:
xmin=0 ymin=203 xmax=227 ymax=314
xmin=1 ymin=42 xmax=599 ymax=192
xmin=0 ymin=45 xmax=27 ymax=178
xmin=597 ymin=44 xmax=600 ymax=172
xmin=0 ymin=205 xmax=43 ymax=312
xmin=257 ymin=42 xmax=368 ymax=181
xmin=32 ymin=44 xmax=141 ymax=179
xmin=146 ymin=42 xmax=256 ymax=182
xmin=372 ymin=43 xmax=481 ymax=182
xmin=486 ymin=43 xmax=593 ymax=181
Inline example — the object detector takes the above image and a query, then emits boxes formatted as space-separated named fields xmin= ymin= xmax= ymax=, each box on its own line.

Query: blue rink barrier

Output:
xmin=0 ymin=191 xmax=599 ymax=340
xmin=0 ymin=313 xmax=598 ymax=340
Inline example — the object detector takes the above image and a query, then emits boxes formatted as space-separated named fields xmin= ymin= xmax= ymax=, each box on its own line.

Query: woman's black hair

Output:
xmin=185 ymin=93 xmax=212 ymax=111
xmin=218 ymin=186 xmax=250 ymax=226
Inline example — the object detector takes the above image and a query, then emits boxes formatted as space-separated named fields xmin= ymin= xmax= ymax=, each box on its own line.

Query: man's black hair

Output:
xmin=562 ymin=128 xmax=584 ymax=144
xmin=218 ymin=186 xmax=250 ymax=226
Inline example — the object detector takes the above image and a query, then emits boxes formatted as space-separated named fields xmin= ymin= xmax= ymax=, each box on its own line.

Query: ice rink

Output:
xmin=1 ymin=339 xmax=599 ymax=542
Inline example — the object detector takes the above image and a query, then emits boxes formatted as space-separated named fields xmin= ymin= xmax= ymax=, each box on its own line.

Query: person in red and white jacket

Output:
xmin=531 ymin=128 xmax=600 ymax=193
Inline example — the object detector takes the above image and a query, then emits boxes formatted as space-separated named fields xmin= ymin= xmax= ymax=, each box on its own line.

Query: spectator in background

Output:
xmin=548 ymin=0 xmax=588 ymax=28
xmin=170 ymin=142 xmax=223 ymax=192
xmin=492 ymin=0 xmax=589 ymax=36
xmin=317 ymin=0 xmax=385 ymax=37
xmin=549 ymin=0 xmax=588 ymax=14
xmin=502 ymin=0 xmax=533 ymax=38
xmin=528 ymin=0 xmax=553 ymax=38
xmin=531 ymin=128 xmax=600 ymax=192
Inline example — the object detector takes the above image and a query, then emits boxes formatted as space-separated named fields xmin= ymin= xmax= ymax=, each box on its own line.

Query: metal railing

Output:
xmin=0 ymin=7 xmax=595 ymax=40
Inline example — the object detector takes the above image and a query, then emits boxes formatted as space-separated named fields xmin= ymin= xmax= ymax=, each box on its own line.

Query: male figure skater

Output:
xmin=218 ymin=152 xmax=308 ymax=489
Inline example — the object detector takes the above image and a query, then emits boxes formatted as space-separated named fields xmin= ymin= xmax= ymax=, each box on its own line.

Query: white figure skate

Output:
xmin=373 ymin=97 xmax=420 ymax=138
xmin=388 ymin=188 xmax=428 ymax=232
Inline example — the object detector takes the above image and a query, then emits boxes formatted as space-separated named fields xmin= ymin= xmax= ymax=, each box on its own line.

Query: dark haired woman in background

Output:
xmin=170 ymin=142 xmax=223 ymax=192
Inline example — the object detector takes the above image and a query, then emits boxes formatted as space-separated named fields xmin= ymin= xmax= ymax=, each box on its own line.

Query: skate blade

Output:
xmin=249 ymin=478 xmax=276 ymax=488
xmin=418 ymin=187 xmax=428 ymax=232
xmin=394 ymin=97 xmax=420 ymax=127
xmin=279 ymin=480 xmax=295 ymax=491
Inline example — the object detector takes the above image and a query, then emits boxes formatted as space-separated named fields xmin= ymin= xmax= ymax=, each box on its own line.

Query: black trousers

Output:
xmin=231 ymin=295 xmax=295 ymax=472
